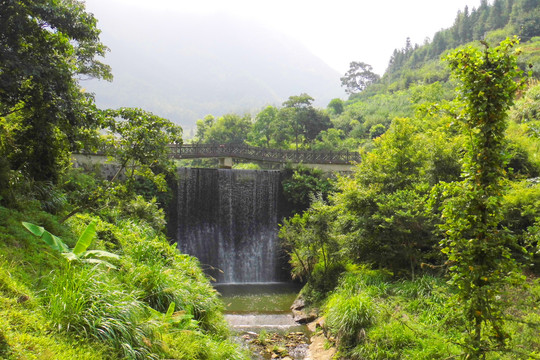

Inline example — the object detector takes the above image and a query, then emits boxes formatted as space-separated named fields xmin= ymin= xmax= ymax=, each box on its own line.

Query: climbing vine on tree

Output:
xmin=439 ymin=37 xmax=526 ymax=359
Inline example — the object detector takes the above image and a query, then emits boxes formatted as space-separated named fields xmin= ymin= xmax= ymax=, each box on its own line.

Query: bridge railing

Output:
xmin=168 ymin=144 xmax=361 ymax=164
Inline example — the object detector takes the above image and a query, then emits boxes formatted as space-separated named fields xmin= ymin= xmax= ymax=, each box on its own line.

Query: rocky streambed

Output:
xmin=216 ymin=283 xmax=335 ymax=360
xmin=239 ymin=331 xmax=310 ymax=360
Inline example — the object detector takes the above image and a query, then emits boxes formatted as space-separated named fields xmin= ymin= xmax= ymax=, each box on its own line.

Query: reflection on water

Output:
xmin=215 ymin=282 xmax=303 ymax=314
xmin=215 ymin=282 xmax=305 ymax=333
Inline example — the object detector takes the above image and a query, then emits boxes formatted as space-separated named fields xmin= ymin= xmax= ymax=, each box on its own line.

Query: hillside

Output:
xmin=83 ymin=1 xmax=344 ymax=129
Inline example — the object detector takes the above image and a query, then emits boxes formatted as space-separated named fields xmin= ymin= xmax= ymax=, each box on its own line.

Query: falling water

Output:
xmin=170 ymin=168 xmax=284 ymax=283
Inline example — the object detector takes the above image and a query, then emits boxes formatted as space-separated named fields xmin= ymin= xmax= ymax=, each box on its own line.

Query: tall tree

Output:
xmin=440 ymin=38 xmax=525 ymax=359
xmin=102 ymin=108 xmax=182 ymax=190
xmin=204 ymin=113 xmax=252 ymax=144
xmin=249 ymin=105 xmax=279 ymax=147
xmin=282 ymin=93 xmax=314 ymax=150
xmin=0 ymin=0 xmax=111 ymax=182
xmin=340 ymin=62 xmax=380 ymax=95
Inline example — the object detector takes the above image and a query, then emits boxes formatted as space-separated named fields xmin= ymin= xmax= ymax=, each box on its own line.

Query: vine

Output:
xmin=440 ymin=37 xmax=526 ymax=359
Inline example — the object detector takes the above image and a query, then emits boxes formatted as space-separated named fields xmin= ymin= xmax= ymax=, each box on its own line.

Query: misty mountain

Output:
xmin=83 ymin=3 xmax=344 ymax=130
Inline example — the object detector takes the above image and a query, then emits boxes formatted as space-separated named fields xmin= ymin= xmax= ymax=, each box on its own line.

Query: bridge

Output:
xmin=73 ymin=144 xmax=360 ymax=174
xmin=167 ymin=144 xmax=360 ymax=170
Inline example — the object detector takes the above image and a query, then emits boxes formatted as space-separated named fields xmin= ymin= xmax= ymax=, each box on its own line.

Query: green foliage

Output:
xmin=281 ymin=164 xmax=335 ymax=213
xmin=439 ymin=37 xmax=526 ymax=358
xmin=204 ymin=113 xmax=252 ymax=144
xmin=248 ymin=106 xmax=279 ymax=147
xmin=327 ymin=98 xmax=345 ymax=115
xmin=232 ymin=162 xmax=261 ymax=170
xmin=280 ymin=198 xmax=340 ymax=281
xmin=383 ymin=0 xmax=540 ymax=83
xmin=340 ymin=62 xmax=380 ymax=95
xmin=22 ymin=220 xmax=119 ymax=268
xmin=501 ymin=179 xmax=540 ymax=268
xmin=325 ymin=291 xmax=376 ymax=347
xmin=44 ymin=266 xmax=160 ymax=359
xmin=102 ymin=107 xmax=182 ymax=190
xmin=0 ymin=0 xmax=111 ymax=183
xmin=282 ymin=93 xmax=332 ymax=148
xmin=510 ymin=81 xmax=540 ymax=125
xmin=119 ymin=195 xmax=166 ymax=232
xmin=300 ymin=262 xmax=346 ymax=304
xmin=0 ymin=183 xmax=247 ymax=359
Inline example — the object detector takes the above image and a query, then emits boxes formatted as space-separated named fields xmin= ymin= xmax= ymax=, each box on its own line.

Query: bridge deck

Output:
xmin=168 ymin=144 xmax=361 ymax=165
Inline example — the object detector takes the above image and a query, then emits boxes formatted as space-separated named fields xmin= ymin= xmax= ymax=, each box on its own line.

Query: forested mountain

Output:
xmin=83 ymin=1 xmax=343 ymax=129
xmin=379 ymin=0 xmax=540 ymax=91
xmin=189 ymin=0 xmax=540 ymax=153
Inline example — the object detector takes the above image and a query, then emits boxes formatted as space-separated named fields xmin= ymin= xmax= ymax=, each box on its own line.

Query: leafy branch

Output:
xmin=22 ymin=220 xmax=119 ymax=268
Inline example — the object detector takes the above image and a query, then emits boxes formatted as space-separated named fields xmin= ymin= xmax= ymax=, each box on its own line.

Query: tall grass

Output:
xmin=45 ymin=264 xmax=160 ymax=359
xmin=0 ymin=196 xmax=249 ymax=359
xmin=321 ymin=267 xmax=540 ymax=359
xmin=111 ymin=218 xmax=229 ymax=336
xmin=325 ymin=291 xmax=376 ymax=346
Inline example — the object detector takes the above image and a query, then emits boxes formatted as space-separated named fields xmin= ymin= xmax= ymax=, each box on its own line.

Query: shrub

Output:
xmin=352 ymin=321 xmax=416 ymax=360
xmin=325 ymin=291 xmax=376 ymax=347
xmin=44 ymin=265 xmax=160 ymax=359
xmin=301 ymin=262 xmax=346 ymax=305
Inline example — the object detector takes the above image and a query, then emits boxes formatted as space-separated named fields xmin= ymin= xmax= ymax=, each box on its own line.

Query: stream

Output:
xmin=215 ymin=282 xmax=311 ymax=360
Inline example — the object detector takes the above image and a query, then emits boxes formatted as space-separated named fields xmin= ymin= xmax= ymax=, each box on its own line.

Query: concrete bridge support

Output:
xmin=219 ymin=157 xmax=233 ymax=169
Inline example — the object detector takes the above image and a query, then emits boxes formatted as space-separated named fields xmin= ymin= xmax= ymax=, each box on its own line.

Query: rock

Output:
xmin=307 ymin=319 xmax=318 ymax=332
xmin=290 ymin=297 xmax=306 ymax=311
xmin=308 ymin=332 xmax=336 ymax=360
xmin=292 ymin=308 xmax=318 ymax=324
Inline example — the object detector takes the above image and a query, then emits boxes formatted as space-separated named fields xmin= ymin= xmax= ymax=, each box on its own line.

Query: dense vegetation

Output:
xmin=275 ymin=1 xmax=540 ymax=359
xmin=1 ymin=0 xmax=540 ymax=359
xmin=0 ymin=1 xmax=248 ymax=358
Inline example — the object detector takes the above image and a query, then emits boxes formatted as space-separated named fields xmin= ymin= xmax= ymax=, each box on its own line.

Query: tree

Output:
xmin=102 ymin=108 xmax=182 ymax=191
xmin=205 ymin=113 xmax=252 ymax=144
xmin=194 ymin=115 xmax=215 ymax=143
xmin=279 ymin=198 xmax=340 ymax=282
xmin=282 ymin=93 xmax=331 ymax=149
xmin=327 ymin=98 xmax=344 ymax=115
xmin=440 ymin=38 xmax=525 ymax=359
xmin=340 ymin=62 xmax=380 ymax=95
xmin=330 ymin=118 xmax=436 ymax=275
xmin=283 ymin=94 xmax=314 ymax=150
xmin=281 ymin=164 xmax=335 ymax=214
xmin=0 ymin=0 xmax=111 ymax=182
xmin=303 ymin=108 xmax=332 ymax=145
xmin=249 ymin=105 xmax=279 ymax=147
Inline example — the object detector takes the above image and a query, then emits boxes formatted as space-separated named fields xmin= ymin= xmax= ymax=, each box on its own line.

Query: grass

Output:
xmin=0 ymin=199 xmax=249 ymax=359
xmin=322 ymin=267 xmax=540 ymax=359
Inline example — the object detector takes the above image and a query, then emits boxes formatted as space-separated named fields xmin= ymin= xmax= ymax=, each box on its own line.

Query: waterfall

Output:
xmin=170 ymin=168 xmax=284 ymax=283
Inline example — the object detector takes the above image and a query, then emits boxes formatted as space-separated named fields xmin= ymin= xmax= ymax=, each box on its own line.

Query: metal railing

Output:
xmin=168 ymin=144 xmax=360 ymax=164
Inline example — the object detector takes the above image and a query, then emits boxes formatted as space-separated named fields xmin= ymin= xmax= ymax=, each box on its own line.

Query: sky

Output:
xmin=85 ymin=0 xmax=483 ymax=75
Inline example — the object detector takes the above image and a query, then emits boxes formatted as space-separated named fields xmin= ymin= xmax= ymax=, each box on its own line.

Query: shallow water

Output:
xmin=216 ymin=282 xmax=307 ymax=333
xmin=216 ymin=282 xmax=303 ymax=314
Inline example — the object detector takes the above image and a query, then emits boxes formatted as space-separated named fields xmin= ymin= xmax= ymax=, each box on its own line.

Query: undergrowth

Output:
xmin=321 ymin=265 xmax=540 ymax=359
xmin=0 ymin=196 xmax=249 ymax=359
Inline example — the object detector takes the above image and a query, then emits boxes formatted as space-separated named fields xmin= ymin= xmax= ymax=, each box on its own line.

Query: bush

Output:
xmin=325 ymin=291 xmax=376 ymax=347
xmin=113 ymin=219 xmax=229 ymax=336
xmin=119 ymin=195 xmax=166 ymax=232
xmin=352 ymin=321 xmax=416 ymax=360
xmin=301 ymin=262 xmax=346 ymax=305
xmin=44 ymin=265 xmax=160 ymax=359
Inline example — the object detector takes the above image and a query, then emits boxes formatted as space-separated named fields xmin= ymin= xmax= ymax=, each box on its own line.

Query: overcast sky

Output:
xmin=85 ymin=0 xmax=483 ymax=75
